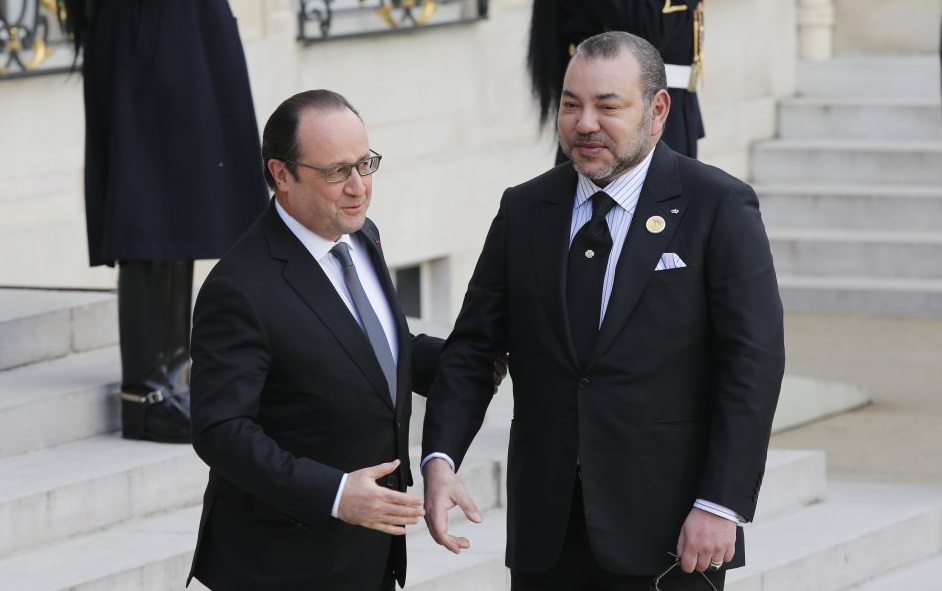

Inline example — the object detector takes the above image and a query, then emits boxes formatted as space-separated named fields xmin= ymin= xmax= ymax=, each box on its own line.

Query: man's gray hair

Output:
xmin=574 ymin=31 xmax=667 ymax=108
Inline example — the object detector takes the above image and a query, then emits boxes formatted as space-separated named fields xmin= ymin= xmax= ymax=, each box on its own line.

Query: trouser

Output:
xmin=511 ymin=479 xmax=725 ymax=591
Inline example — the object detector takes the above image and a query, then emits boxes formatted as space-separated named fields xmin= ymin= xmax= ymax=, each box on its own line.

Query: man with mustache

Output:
xmin=422 ymin=31 xmax=784 ymax=590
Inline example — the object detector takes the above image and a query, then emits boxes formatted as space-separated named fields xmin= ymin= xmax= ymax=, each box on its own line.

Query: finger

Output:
xmin=425 ymin=503 xmax=461 ymax=553
xmin=447 ymin=534 xmax=471 ymax=551
xmin=454 ymin=489 xmax=482 ymax=523
xmin=678 ymin=549 xmax=699 ymax=573
xmin=437 ymin=532 xmax=469 ymax=554
xmin=381 ymin=500 xmax=426 ymax=517
xmin=375 ymin=513 xmax=423 ymax=527
xmin=362 ymin=458 xmax=401 ymax=479
xmin=379 ymin=491 xmax=425 ymax=508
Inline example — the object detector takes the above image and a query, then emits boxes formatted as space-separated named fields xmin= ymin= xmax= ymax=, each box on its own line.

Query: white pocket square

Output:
xmin=654 ymin=253 xmax=686 ymax=271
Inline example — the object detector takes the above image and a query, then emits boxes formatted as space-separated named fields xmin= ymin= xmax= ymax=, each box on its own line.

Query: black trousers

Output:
xmin=511 ymin=480 xmax=725 ymax=591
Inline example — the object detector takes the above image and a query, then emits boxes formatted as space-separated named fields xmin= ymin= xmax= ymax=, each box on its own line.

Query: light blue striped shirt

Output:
xmin=569 ymin=148 xmax=655 ymax=326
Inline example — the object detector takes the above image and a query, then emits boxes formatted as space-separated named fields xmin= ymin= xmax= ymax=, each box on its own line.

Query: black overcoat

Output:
xmin=82 ymin=0 xmax=268 ymax=266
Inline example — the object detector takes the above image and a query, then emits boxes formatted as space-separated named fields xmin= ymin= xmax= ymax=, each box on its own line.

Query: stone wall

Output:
xmin=0 ymin=0 xmax=800 ymax=323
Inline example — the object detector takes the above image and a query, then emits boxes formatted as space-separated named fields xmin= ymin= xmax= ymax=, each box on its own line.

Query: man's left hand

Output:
xmin=675 ymin=507 xmax=736 ymax=573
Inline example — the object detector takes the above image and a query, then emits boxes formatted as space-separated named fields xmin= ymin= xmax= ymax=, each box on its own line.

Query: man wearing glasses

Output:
xmin=186 ymin=90 xmax=442 ymax=590
xmin=422 ymin=32 xmax=785 ymax=590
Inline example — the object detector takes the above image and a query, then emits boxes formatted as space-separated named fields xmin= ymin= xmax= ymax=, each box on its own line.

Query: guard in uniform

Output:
xmin=58 ymin=0 xmax=269 ymax=443
xmin=528 ymin=0 xmax=706 ymax=162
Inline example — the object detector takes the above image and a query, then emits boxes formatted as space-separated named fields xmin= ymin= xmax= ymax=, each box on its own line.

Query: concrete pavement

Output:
xmin=772 ymin=311 xmax=942 ymax=485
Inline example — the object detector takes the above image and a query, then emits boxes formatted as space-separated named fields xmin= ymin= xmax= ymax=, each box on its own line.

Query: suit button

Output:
xmin=578 ymin=378 xmax=589 ymax=390
xmin=385 ymin=475 xmax=399 ymax=489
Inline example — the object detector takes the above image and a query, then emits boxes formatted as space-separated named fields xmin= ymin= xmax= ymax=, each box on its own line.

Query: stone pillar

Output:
xmin=797 ymin=0 xmax=835 ymax=60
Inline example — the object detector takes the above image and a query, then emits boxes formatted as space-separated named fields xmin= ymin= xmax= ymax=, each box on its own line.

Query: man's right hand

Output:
xmin=422 ymin=457 xmax=482 ymax=553
xmin=337 ymin=459 xmax=425 ymax=535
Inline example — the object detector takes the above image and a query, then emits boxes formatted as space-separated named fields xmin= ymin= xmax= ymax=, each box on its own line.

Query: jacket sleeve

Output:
xmin=190 ymin=275 xmax=343 ymax=528
xmin=421 ymin=196 xmax=511 ymax=470
xmin=698 ymin=181 xmax=786 ymax=521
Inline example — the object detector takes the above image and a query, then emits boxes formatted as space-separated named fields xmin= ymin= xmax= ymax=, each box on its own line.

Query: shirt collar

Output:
xmin=574 ymin=146 xmax=655 ymax=212
xmin=274 ymin=199 xmax=356 ymax=260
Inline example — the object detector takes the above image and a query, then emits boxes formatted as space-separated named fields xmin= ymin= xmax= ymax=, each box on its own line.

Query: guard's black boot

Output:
xmin=117 ymin=261 xmax=190 ymax=443
xmin=165 ymin=260 xmax=194 ymax=412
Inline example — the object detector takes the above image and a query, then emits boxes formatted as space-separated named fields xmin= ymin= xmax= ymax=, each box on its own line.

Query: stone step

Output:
xmin=7 ymin=480 xmax=936 ymax=591
xmin=772 ymin=375 xmax=869 ymax=435
xmin=751 ymin=140 xmax=942 ymax=186
xmin=0 ymin=505 xmax=201 ymax=591
xmin=756 ymin=184 xmax=942 ymax=232
xmin=796 ymin=57 xmax=942 ymax=98
xmin=778 ymin=97 xmax=942 ymax=142
xmin=727 ymin=482 xmax=942 ymax=591
xmin=0 ymin=433 xmax=205 ymax=560
xmin=406 ymin=506 xmax=510 ymax=591
xmin=0 ymin=446 xmax=506 ymax=591
xmin=768 ymin=228 xmax=942 ymax=280
xmin=752 ymin=449 xmax=826 ymax=522
xmin=0 ymin=288 xmax=116 ymax=372
xmin=0 ymin=346 xmax=120 ymax=460
xmin=777 ymin=274 xmax=942 ymax=316
xmin=844 ymin=554 xmax=942 ymax=590
xmin=0 ymin=420 xmax=827 ymax=591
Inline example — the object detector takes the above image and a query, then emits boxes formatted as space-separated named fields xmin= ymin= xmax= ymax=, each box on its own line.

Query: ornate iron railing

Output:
xmin=298 ymin=0 xmax=487 ymax=43
xmin=0 ymin=0 xmax=489 ymax=80
xmin=0 ymin=0 xmax=76 ymax=80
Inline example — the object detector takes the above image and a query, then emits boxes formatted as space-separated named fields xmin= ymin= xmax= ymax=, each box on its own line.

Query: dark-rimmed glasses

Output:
xmin=651 ymin=553 xmax=719 ymax=591
xmin=284 ymin=149 xmax=382 ymax=183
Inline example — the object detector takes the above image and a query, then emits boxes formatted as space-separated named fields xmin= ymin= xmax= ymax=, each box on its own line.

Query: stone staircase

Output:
xmin=1 ymin=288 xmax=941 ymax=590
xmin=753 ymin=56 xmax=942 ymax=316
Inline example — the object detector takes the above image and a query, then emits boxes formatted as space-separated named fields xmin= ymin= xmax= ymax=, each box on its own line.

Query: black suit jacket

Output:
xmin=188 ymin=203 xmax=441 ymax=590
xmin=423 ymin=142 xmax=785 ymax=575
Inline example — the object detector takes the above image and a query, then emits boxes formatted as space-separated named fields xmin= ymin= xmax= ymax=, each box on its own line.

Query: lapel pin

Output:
xmin=585 ymin=249 xmax=595 ymax=259
xmin=671 ymin=209 xmax=679 ymax=214
xmin=646 ymin=215 xmax=666 ymax=234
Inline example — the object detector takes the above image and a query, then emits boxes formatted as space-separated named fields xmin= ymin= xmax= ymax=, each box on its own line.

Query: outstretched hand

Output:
xmin=422 ymin=458 xmax=482 ymax=553
xmin=337 ymin=459 xmax=425 ymax=535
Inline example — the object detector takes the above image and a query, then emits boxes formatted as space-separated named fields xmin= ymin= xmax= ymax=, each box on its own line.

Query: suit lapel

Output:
xmin=263 ymin=207 xmax=395 ymax=409
xmin=530 ymin=166 xmax=580 ymax=364
xmin=593 ymin=143 xmax=690 ymax=359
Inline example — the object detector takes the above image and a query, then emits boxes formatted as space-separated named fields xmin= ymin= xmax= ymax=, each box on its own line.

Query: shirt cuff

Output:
xmin=420 ymin=452 xmax=456 ymax=472
xmin=695 ymin=499 xmax=745 ymax=524
xmin=331 ymin=473 xmax=348 ymax=519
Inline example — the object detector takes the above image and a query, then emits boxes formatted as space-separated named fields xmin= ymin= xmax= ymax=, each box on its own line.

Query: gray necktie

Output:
xmin=331 ymin=242 xmax=397 ymax=405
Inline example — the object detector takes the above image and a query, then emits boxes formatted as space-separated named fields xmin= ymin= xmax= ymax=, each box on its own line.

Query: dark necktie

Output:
xmin=331 ymin=242 xmax=397 ymax=405
xmin=567 ymin=191 xmax=618 ymax=368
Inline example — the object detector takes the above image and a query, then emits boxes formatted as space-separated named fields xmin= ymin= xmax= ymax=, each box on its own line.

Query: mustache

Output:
xmin=570 ymin=134 xmax=610 ymax=146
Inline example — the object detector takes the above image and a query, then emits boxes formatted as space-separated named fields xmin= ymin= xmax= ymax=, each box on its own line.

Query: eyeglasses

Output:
xmin=651 ymin=553 xmax=719 ymax=591
xmin=284 ymin=149 xmax=382 ymax=183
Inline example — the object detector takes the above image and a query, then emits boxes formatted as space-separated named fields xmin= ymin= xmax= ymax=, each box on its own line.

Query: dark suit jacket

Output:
xmin=423 ymin=142 xmax=785 ymax=575
xmin=188 ymin=203 xmax=441 ymax=590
